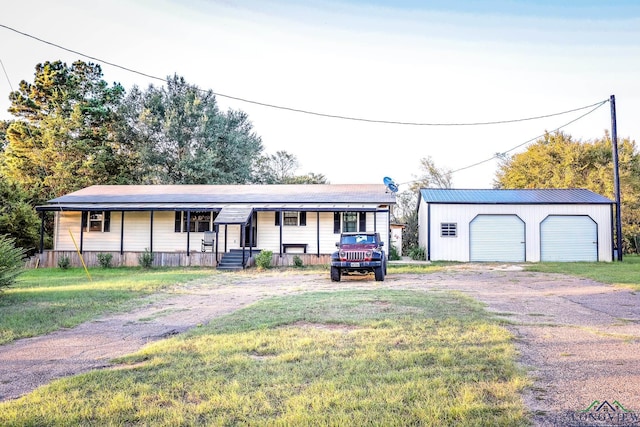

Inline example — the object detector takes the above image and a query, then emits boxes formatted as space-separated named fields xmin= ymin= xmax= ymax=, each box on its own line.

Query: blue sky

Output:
xmin=1 ymin=0 xmax=639 ymax=189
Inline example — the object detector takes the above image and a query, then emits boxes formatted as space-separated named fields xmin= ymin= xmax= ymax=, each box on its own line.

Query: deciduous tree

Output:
xmin=394 ymin=156 xmax=452 ymax=254
xmin=253 ymin=150 xmax=328 ymax=184
xmin=495 ymin=131 xmax=640 ymax=253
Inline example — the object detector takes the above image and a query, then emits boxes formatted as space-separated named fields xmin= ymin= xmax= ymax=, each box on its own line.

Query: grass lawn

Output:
xmin=0 ymin=289 xmax=529 ymax=426
xmin=0 ymin=267 xmax=219 ymax=345
xmin=524 ymin=254 xmax=640 ymax=290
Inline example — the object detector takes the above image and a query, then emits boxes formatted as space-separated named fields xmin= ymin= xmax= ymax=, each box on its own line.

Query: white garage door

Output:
xmin=541 ymin=215 xmax=598 ymax=262
xmin=470 ymin=215 xmax=525 ymax=262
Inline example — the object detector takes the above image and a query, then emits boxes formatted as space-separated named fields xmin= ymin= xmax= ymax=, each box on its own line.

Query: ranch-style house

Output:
xmin=34 ymin=184 xmax=397 ymax=269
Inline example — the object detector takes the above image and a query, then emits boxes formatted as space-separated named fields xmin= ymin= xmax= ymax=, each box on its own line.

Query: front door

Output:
xmin=243 ymin=211 xmax=258 ymax=247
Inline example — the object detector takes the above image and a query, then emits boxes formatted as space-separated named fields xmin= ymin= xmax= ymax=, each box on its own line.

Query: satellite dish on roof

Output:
xmin=383 ymin=176 xmax=399 ymax=193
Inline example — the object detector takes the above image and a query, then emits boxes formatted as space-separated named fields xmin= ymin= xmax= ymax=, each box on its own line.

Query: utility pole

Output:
xmin=610 ymin=95 xmax=623 ymax=261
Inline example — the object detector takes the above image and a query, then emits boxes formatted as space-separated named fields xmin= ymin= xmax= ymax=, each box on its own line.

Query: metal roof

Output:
xmin=39 ymin=184 xmax=396 ymax=211
xmin=419 ymin=188 xmax=613 ymax=205
xmin=214 ymin=207 xmax=253 ymax=225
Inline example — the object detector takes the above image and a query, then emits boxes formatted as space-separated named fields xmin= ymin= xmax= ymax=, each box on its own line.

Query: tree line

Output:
xmin=0 ymin=60 xmax=327 ymax=252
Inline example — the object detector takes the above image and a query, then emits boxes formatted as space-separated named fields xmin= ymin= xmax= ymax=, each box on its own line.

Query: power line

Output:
xmin=0 ymin=58 xmax=15 ymax=92
xmin=395 ymin=99 xmax=608 ymax=187
xmin=450 ymin=100 xmax=609 ymax=173
xmin=0 ymin=23 xmax=609 ymax=127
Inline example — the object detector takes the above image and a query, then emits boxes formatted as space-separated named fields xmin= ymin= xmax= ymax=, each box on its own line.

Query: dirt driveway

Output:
xmin=1 ymin=265 xmax=640 ymax=426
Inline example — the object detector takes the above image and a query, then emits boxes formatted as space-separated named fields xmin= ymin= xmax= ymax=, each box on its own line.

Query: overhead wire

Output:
xmin=0 ymin=23 xmax=612 ymax=187
xmin=449 ymin=99 xmax=609 ymax=174
xmin=0 ymin=23 xmax=609 ymax=127
xmin=0 ymin=58 xmax=15 ymax=92
xmin=395 ymin=99 xmax=609 ymax=187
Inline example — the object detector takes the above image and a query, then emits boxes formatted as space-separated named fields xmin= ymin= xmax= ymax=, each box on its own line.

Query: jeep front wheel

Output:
xmin=374 ymin=266 xmax=385 ymax=281
xmin=330 ymin=266 xmax=341 ymax=282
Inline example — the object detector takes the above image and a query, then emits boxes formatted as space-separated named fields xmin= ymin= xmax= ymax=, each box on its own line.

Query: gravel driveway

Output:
xmin=1 ymin=265 xmax=639 ymax=426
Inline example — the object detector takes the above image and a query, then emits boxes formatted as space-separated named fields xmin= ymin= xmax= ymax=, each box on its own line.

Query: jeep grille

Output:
xmin=342 ymin=251 xmax=367 ymax=261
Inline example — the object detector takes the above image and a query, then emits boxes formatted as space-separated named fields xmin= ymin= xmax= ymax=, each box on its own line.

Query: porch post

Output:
xmin=149 ymin=211 xmax=154 ymax=252
xmin=224 ymin=225 xmax=228 ymax=253
xmin=39 ymin=211 xmax=45 ymax=254
xmin=279 ymin=210 xmax=283 ymax=257
xmin=186 ymin=210 xmax=191 ymax=255
xmin=79 ymin=211 xmax=85 ymax=254
xmin=249 ymin=212 xmax=254 ymax=258
xmin=316 ymin=211 xmax=320 ymax=257
xmin=120 ymin=211 xmax=125 ymax=255
xmin=215 ymin=224 xmax=219 ymax=263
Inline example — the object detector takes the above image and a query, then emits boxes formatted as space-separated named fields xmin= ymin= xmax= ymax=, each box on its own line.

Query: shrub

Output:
xmin=255 ymin=250 xmax=273 ymax=270
xmin=0 ymin=234 xmax=27 ymax=292
xmin=408 ymin=246 xmax=426 ymax=261
xmin=97 ymin=253 xmax=113 ymax=268
xmin=138 ymin=249 xmax=154 ymax=269
xmin=388 ymin=244 xmax=401 ymax=261
xmin=57 ymin=255 xmax=71 ymax=270
xmin=293 ymin=255 xmax=303 ymax=268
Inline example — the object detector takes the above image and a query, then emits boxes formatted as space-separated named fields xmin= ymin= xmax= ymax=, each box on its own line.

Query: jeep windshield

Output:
xmin=340 ymin=234 xmax=376 ymax=245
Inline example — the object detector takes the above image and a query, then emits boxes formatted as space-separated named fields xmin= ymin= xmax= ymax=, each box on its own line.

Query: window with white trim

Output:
xmin=283 ymin=211 xmax=298 ymax=226
xmin=441 ymin=222 xmax=457 ymax=237
xmin=84 ymin=211 xmax=111 ymax=232
xmin=275 ymin=211 xmax=307 ymax=226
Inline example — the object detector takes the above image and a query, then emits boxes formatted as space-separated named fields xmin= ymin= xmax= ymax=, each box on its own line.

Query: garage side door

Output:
xmin=541 ymin=215 xmax=597 ymax=262
xmin=470 ymin=215 xmax=525 ymax=262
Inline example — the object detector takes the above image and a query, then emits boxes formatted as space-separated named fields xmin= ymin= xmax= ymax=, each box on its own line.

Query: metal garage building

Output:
xmin=417 ymin=189 xmax=614 ymax=262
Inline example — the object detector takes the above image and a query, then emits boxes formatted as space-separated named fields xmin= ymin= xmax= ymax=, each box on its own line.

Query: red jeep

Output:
xmin=330 ymin=232 xmax=386 ymax=281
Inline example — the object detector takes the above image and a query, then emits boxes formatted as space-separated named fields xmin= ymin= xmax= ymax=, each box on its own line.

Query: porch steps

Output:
xmin=217 ymin=249 xmax=260 ymax=271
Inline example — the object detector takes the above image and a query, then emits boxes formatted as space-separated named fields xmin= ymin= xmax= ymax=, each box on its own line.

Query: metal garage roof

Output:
xmin=419 ymin=188 xmax=613 ymax=204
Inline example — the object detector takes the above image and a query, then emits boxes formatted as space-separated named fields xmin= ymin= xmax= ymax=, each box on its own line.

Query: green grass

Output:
xmin=0 ymin=267 xmax=219 ymax=345
xmin=524 ymin=254 xmax=640 ymax=290
xmin=387 ymin=262 xmax=452 ymax=274
xmin=0 ymin=290 xmax=529 ymax=426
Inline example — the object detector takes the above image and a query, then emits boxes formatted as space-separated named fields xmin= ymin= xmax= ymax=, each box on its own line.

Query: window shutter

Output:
xmin=333 ymin=212 xmax=341 ymax=234
xmin=359 ymin=212 xmax=366 ymax=232
xmin=275 ymin=211 xmax=280 ymax=226
xmin=299 ymin=211 xmax=306 ymax=226
xmin=103 ymin=211 xmax=111 ymax=233
xmin=174 ymin=212 xmax=182 ymax=232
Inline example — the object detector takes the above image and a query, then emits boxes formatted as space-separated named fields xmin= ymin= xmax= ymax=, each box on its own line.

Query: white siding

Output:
xmin=56 ymin=211 xmax=122 ymax=251
xmin=152 ymin=211 xmax=186 ymax=252
xmin=424 ymin=203 xmax=612 ymax=262
xmin=123 ymin=212 xmax=152 ymax=252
